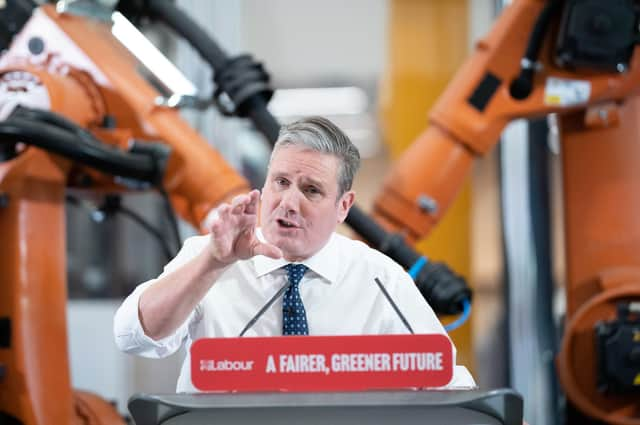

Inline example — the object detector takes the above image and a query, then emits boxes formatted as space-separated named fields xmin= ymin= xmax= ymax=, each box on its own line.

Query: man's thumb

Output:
xmin=253 ymin=242 xmax=283 ymax=259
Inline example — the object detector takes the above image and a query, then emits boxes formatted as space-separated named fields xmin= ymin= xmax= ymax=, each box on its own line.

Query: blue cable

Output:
xmin=408 ymin=256 xmax=428 ymax=279
xmin=444 ymin=298 xmax=471 ymax=332
xmin=408 ymin=256 xmax=471 ymax=331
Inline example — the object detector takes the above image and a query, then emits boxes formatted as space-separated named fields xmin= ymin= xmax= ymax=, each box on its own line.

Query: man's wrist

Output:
xmin=202 ymin=246 xmax=235 ymax=273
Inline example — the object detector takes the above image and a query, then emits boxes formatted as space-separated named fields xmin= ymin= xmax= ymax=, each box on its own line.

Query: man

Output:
xmin=114 ymin=116 xmax=475 ymax=391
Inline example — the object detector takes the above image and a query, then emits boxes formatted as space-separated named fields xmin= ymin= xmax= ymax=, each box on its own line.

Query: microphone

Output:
xmin=374 ymin=277 xmax=414 ymax=334
xmin=238 ymin=280 xmax=292 ymax=337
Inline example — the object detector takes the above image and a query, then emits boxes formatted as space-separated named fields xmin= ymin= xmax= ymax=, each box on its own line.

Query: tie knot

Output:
xmin=284 ymin=264 xmax=308 ymax=286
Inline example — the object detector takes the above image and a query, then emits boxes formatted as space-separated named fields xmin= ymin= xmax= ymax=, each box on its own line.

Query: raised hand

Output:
xmin=207 ymin=189 xmax=283 ymax=265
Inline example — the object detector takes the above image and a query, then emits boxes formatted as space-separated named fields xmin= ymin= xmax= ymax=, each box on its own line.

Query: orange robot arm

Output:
xmin=1 ymin=4 xmax=250 ymax=228
xmin=0 ymin=3 xmax=249 ymax=424
xmin=373 ymin=1 xmax=640 ymax=424
xmin=373 ymin=0 xmax=640 ymax=240
xmin=40 ymin=4 xmax=250 ymax=228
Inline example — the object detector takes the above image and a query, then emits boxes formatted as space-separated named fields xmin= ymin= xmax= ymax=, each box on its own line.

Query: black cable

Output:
xmin=118 ymin=205 xmax=174 ymax=261
xmin=0 ymin=0 xmax=36 ymax=51
xmin=510 ymin=0 xmax=562 ymax=100
xmin=0 ymin=117 xmax=160 ymax=183
xmin=0 ymin=140 xmax=17 ymax=161
xmin=66 ymin=194 xmax=174 ymax=261
xmin=245 ymin=97 xmax=280 ymax=143
xmin=131 ymin=0 xmax=274 ymax=120
xmin=414 ymin=262 xmax=472 ymax=315
xmin=12 ymin=105 xmax=96 ymax=143
xmin=346 ymin=205 xmax=420 ymax=265
xmin=143 ymin=0 xmax=227 ymax=69
xmin=158 ymin=187 xmax=182 ymax=255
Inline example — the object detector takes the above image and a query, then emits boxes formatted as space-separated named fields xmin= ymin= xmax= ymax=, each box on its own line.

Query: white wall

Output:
xmin=67 ymin=301 xmax=182 ymax=415
xmin=241 ymin=0 xmax=388 ymax=87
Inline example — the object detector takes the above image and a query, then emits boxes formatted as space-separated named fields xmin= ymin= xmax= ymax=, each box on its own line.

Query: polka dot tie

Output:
xmin=282 ymin=264 xmax=309 ymax=336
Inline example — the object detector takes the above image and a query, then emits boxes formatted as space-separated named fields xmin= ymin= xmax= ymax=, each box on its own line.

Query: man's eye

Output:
xmin=305 ymin=186 xmax=320 ymax=195
xmin=275 ymin=178 xmax=289 ymax=186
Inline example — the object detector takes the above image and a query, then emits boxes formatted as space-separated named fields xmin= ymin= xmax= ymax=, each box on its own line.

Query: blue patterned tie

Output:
xmin=282 ymin=264 xmax=309 ymax=335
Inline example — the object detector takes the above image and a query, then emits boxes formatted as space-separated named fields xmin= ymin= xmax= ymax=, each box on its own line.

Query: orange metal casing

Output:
xmin=0 ymin=5 xmax=251 ymax=424
xmin=373 ymin=0 xmax=640 ymax=423
xmin=38 ymin=4 xmax=250 ymax=228
xmin=0 ymin=150 xmax=73 ymax=424
xmin=373 ymin=0 xmax=640 ymax=241
xmin=0 ymin=60 xmax=100 ymax=424
xmin=556 ymin=101 xmax=640 ymax=424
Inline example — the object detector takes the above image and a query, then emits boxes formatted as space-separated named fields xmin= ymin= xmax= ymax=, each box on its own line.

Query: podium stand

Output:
xmin=128 ymin=389 xmax=523 ymax=425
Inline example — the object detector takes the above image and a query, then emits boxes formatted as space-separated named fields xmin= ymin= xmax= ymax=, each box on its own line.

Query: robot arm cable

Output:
xmin=0 ymin=111 xmax=165 ymax=184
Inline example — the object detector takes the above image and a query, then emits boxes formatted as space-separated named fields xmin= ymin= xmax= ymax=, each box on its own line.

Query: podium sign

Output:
xmin=191 ymin=334 xmax=452 ymax=392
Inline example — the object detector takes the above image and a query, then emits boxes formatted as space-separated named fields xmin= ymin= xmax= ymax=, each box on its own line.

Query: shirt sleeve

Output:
xmin=387 ymin=263 xmax=477 ymax=389
xmin=113 ymin=235 xmax=209 ymax=358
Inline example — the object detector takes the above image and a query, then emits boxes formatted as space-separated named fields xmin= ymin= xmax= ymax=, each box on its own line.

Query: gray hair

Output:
xmin=272 ymin=116 xmax=361 ymax=197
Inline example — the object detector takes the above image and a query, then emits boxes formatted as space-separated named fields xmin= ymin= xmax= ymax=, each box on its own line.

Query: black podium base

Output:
xmin=128 ymin=389 xmax=523 ymax=425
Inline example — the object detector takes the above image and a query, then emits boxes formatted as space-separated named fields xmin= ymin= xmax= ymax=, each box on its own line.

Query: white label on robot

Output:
xmin=544 ymin=77 xmax=591 ymax=107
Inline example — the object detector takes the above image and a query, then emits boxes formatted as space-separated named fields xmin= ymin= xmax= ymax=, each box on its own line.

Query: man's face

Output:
xmin=260 ymin=145 xmax=355 ymax=261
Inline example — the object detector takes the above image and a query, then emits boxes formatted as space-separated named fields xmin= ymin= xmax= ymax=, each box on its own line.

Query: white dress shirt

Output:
xmin=113 ymin=230 xmax=476 ymax=392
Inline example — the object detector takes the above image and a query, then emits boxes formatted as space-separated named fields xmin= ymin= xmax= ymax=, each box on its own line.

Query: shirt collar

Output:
xmin=252 ymin=228 xmax=340 ymax=284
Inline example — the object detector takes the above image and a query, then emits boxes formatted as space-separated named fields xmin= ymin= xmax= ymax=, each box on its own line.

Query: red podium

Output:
xmin=191 ymin=334 xmax=453 ymax=392
xmin=128 ymin=335 xmax=523 ymax=425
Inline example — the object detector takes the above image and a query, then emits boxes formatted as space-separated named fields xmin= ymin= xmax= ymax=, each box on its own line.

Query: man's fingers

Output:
xmin=230 ymin=193 xmax=251 ymax=214
xmin=217 ymin=203 xmax=231 ymax=219
xmin=237 ymin=214 xmax=257 ymax=230
xmin=253 ymin=241 xmax=283 ymax=260
xmin=244 ymin=189 xmax=260 ymax=215
xmin=208 ymin=205 xmax=229 ymax=234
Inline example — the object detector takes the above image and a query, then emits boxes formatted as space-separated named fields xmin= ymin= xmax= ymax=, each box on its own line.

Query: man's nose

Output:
xmin=279 ymin=188 xmax=301 ymax=213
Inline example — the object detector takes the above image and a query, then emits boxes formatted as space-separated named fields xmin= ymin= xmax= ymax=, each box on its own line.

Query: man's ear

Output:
xmin=336 ymin=190 xmax=355 ymax=223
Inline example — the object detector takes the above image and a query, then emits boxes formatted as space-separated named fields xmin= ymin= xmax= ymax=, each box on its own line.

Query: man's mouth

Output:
xmin=277 ymin=218 xmax=298 ymax=229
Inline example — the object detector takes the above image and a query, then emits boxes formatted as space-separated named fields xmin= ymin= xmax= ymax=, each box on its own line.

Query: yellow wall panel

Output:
xmin=380 ymin=0 xmax=475 ymax=373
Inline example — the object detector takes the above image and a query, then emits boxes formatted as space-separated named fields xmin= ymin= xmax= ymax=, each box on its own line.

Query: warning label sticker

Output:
xmin=544 ymin=77 xmax=591 ymax=107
